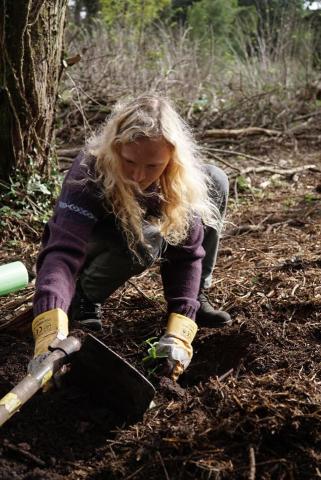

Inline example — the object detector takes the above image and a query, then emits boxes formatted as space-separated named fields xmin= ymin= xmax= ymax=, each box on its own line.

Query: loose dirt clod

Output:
xmin=159 ymin=376 xmax=187 ymax=399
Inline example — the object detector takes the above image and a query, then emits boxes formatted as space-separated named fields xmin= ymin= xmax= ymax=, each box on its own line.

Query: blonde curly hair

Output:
xmin=86 ymin=94 xmax=221 ymax=257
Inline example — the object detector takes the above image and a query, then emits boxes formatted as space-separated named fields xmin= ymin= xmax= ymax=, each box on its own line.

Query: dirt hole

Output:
xmin=181 ymin=330 xmax=255 ymax=387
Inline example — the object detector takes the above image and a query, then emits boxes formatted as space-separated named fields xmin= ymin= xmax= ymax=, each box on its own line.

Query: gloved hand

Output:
xmin=28 ymin=309 xmax=69 ymax=390
xmin=154 ymin=313 xmax=198 ymax=381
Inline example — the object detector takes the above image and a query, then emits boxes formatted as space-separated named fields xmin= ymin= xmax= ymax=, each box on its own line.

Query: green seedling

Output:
xmin=142 ymin=337 xmax=168 ymax=379
xmin=142 ymin=337 xmax=168 ymax=362
xmin=236 ymin=175 xmax=251 ymax=192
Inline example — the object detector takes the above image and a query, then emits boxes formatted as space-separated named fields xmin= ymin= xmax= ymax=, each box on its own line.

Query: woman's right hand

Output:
xmin=28 ymin=309 xmax=69 ymax=390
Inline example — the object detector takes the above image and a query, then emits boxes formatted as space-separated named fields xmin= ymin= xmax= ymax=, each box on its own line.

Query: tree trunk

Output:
xmin=0 ymin=0 xmax=67 ymax=181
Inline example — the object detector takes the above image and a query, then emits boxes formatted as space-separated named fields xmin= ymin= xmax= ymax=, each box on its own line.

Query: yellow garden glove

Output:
xmin=154 ymin=313 xmax=198 ymax=381
xmin=28 ymin=309 xmax=69 ymax=389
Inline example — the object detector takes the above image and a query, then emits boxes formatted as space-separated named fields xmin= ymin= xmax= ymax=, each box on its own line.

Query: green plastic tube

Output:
xmin=0 ymin=261 xmax=29 ymax=296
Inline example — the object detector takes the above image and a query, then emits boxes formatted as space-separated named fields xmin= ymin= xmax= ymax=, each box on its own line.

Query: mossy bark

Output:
xmin=0 ymin=0 xmax=67 ymax=180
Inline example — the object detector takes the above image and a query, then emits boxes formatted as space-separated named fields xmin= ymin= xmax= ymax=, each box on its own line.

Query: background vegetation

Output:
xmin=62 ymin=0 xmax=321 ymax=143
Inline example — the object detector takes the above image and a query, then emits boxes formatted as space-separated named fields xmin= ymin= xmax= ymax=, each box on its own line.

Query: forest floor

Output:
xmin=0 ymin=143 xmax=321 ymax=480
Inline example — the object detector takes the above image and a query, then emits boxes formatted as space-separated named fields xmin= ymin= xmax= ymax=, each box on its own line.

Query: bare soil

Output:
xmin=0 ymin=146 xmax=321 ymax=479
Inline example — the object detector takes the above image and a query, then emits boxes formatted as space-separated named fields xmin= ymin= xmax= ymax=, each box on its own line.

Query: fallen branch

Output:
xmin=231 ymin=164 xmax=320 ymax=179
xmin=202 ymin=127 xmax=280 ymax=139
xmin=203 ymin=146 xmax=276 ymax=166
xmin=206 ymin=153 xmax=241 ymax=172
xmin=56 ymin=147 xmax=81 ymax=157
xmin=3 ymin=440 xmax=46 ymax=467
xmin=225 ymin=224 xmax=264 ymax=237
xmin=293 ymin=109 xmax=321 ymax=122
xmin=225 ymin=218 xmax=293 ymax=237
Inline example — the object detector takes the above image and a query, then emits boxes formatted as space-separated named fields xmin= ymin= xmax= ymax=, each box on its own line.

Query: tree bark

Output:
xmin=0 ymin=0 xmax=67 ymax=180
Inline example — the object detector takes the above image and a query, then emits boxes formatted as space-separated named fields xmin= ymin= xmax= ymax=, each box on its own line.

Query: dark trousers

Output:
xmin=79 ymin=164 xmax=228 ymax=302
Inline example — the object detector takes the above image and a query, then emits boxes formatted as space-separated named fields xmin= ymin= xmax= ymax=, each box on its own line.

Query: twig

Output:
xmin=293 ymin=109 xmax=321 ymax=122
xmin=127 ymin=280 xmax=155 ymax=303
xmin=230 ymin=164 xmax=320 ymax=179
xmin=248 ymin=447 xmax=256 ymax=480
xmin=202 ymin=127 xmax=280 ymax=139
xmin=210 ymin=88 xmax=281 ymax=120
xmin=17 ymin=219 xmax=39 ymax=236
xmin=124 ymin=465 xmax=145 ymax=480
xmin=206 ymin=152 xmax=241 ymax=172
xmin=225 ymin=216 xmax=292 ymax=237
xmin=3 ymin=440 xmax=46 ymax=467
xmin=233 ymin=178 xmax=239 ymax=203
xmin=157 ymin=451 xmax=171 ymax=480
xmin=203 ymin=146 xmax=275 ymax=166
xmin=217 ymin=368 xmax=234 ymax=382
xmin=225 ymin=224 xmax=263 ymax=237
xmin=1 ymin=291 xmax=33 ymax=311
xmin=282 ymin=307 xmax=296 ymax=338
xmin=0 ymin=307 xmax=33 ymax=332
xmin=56 ymin=147 xmax=81 ymax=157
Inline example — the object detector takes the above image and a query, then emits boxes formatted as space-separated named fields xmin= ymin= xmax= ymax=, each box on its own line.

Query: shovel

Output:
xmin=71 ymin=334 xmax=156 ymax=420
xmin=0 ymin=334 xmax=155 ymax=427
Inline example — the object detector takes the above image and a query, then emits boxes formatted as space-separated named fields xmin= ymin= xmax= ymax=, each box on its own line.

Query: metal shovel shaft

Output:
xmin=0 ymin=336 xmax=81 ymax=427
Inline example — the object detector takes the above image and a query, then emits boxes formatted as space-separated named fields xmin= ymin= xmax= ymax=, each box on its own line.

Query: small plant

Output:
xmin=0 ymin=156 xmax=63 ymax=228
xmin=142 ymin=336 xmax=168 ymax=378
xmin=236 ymin=175 xmax=252 ymax=193
xmin=142 ymin=336 xmax=167 ymax=362
xmin=304 ymin=193 xmax=319 ymax=204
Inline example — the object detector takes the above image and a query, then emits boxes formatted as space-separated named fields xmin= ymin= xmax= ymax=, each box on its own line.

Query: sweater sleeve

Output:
xmin=33 ymin=153 xmax=104 ymax=316
xmin=160 ymin=217 xmax=205 ymax=320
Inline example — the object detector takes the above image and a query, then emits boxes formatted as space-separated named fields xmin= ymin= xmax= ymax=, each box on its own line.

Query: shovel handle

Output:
xmin=0 ymin=336 xmax=81 ymax=427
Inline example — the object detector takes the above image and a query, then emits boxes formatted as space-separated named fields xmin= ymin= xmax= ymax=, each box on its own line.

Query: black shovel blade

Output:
xmin=72 ymin=334 xmax=155 ymax=420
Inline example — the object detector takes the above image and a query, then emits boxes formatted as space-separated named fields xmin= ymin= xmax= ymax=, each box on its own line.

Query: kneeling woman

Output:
xmin=32 ymin=94 xmax=231 ymax=381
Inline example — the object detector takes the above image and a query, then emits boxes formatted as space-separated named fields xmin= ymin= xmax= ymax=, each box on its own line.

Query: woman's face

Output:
xmin=119 ymin=136 xmax=172 ymax=191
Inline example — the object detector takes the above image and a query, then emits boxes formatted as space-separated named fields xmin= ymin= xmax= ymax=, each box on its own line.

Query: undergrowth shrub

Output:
xmin=0 ymin=156 xmax=63 ymax=230
xmin=60 ymin=16 xmax=319 ymax=142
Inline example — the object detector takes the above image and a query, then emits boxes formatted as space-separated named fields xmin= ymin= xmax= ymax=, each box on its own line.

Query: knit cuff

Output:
xmin=167 ymin=298 xmax=200 ymax=320
xmin=33 ymin=296 xmax=69 ymax=317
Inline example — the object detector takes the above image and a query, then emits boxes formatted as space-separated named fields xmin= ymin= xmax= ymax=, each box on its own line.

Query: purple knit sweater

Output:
xmin=33 ymin=153 xmax=205 ymax=320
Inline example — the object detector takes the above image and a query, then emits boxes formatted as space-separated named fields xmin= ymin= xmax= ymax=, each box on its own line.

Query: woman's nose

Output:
xmin=131 ymin=168 xmax=145 ymax=182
